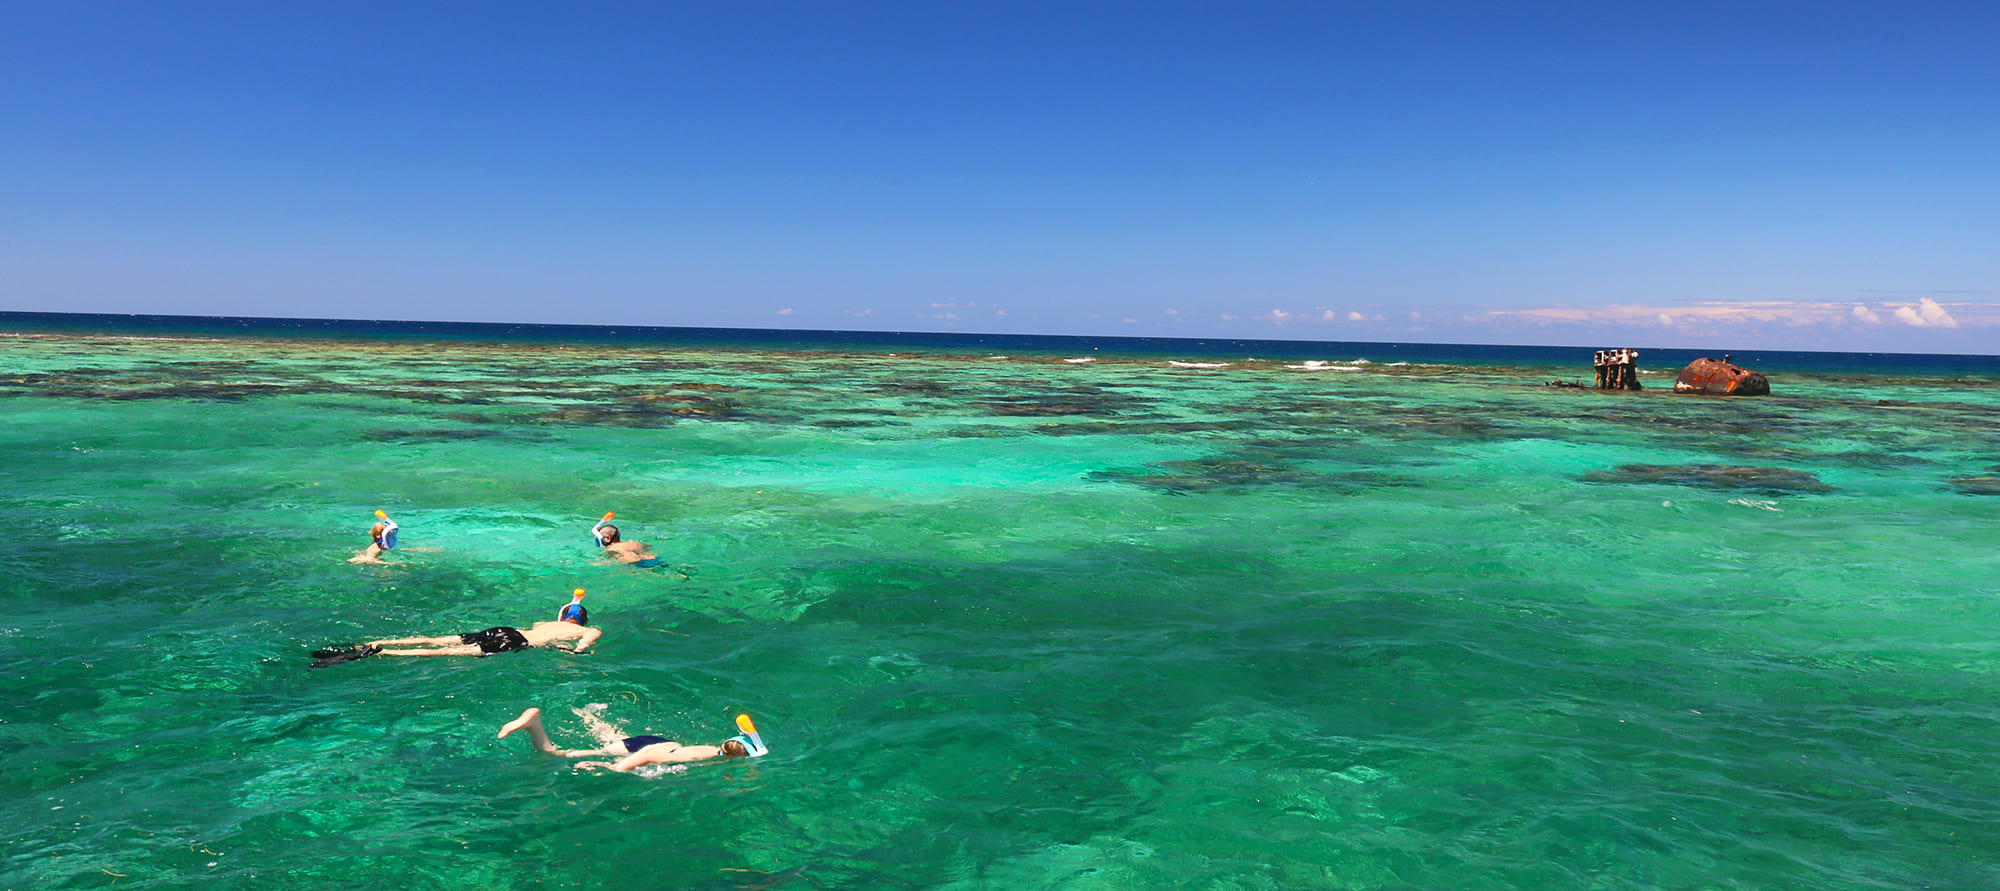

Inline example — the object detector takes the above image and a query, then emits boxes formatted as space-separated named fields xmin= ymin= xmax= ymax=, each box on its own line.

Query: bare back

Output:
xmin=604 ymin=541 xmax=656 ymax=563
xmin=521 ymin=621 xmax=601 ymax=652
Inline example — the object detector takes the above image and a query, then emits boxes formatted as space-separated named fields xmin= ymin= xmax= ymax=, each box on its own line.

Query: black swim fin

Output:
xmin=309 ymin=644 xmax=381 ymax=668
xmin=310 ymin=646 xmax=355 ymax=659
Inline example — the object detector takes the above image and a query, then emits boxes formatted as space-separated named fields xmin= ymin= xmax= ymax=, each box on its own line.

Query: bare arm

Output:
xmin=609 ymin=743 xmax=727 ymax=772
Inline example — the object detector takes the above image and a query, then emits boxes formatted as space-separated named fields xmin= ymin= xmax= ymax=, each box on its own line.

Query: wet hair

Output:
xmin=598 ymin=524 xmax=620 ymax=545
xmin=721 ymin=739 xmax=749 ymax=757
xmin=558 ymin=603 xmax=589 ymax=626
xmin=370 ymin=522 xmax=388 ymax=545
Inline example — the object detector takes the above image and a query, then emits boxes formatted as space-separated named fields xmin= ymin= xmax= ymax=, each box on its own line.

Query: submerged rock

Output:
xmin=1674 ymin=357 xmax=1770 ymax=396
xmin=1949 ymin=476 xmax=2000 ymax=496
xmin=1582 ymin=463 xmax=1834 ymax=493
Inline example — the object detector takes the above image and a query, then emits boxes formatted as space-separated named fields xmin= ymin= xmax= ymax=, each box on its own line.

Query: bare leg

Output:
xmin=377 ymin=645 xmax=484 ymax=657
xmin=367 ymin=634 xmax=465 ymax=647
xmin=500 ymin=708 xmax=560 ymax=754
xmin=500 ymin=707 xmax=611 ymax=758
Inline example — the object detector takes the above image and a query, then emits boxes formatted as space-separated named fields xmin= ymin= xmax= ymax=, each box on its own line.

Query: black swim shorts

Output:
xmin=458 ymin=626 xmax=530 ymax=654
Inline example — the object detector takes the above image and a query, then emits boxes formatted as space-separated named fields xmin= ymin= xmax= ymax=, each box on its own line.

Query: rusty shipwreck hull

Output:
xmin=1673 ymin=357 xmax=1770 ymax=396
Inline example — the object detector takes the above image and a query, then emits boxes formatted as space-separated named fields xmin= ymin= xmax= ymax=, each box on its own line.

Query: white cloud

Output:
xmin=1121 ymin=317 xmax=1138 ymax=324
xmin=1493 ymin=301 xmax=1864 ymax=327
xmin=1655 ymin=314 xmax=1673 ymax=326
xmin=1219 ymin=313 xmax=1239 ymax=321
xmin=1321 ymin=309 xmax=1338 ymax=321
xmin=776 ymin=308 xmax=793 ymax=316
xmin=1892 ymin=297 xmax=1958 ymax=328
xmin=1258 ymin=309 xmax=1293 ymax=324
xmin=1488 ymin=298 xmax=1996 ymax=330
xmin=1347 ymin=311 xmax=1365 ymax=321
xmin=994 ymin=309 xmax=1007 ymax=317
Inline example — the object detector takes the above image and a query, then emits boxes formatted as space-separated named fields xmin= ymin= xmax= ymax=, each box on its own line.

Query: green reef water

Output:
xmin=2 ymin=316 xmax=1997 ymax=889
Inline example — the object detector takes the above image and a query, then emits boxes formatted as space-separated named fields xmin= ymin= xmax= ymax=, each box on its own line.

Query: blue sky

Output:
xmin=3 ymin=2 xmax=1995 ymax=353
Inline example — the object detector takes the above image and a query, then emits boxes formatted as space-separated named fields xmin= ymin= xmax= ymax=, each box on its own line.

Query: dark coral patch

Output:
xmin=359 ymin=428 xmax=545 ymax=443
xmin=1089 ymin=455 xmax=1415 ymax=494
xmin=1581 ymin=464 xmax=1834 ymax=493
xmin=1948 ymin=476 xmax=2000 ymax=496
xmin=973 ymin=385 xmax=1153 ymax=418
xmin=810 ymin=418 xmax=907 ymax=428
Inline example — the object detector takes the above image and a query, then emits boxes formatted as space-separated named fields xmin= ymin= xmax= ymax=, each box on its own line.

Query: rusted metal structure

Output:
xmin=1673 ymin=356 xmax=1770 ymax=396
xmin=1593 ymin=348 xmax=1641 ymax=390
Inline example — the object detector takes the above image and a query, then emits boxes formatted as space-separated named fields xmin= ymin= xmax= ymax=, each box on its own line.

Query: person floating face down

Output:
xmin=309 ymin=589 xmax=601 ymax=666
xmin=499 ymin=705 xmax=753 ymax=773
xmin=591 ymin=512 xmax=658 ymax=565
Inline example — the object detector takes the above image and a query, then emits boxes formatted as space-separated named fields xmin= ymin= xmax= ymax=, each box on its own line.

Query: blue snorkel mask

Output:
xmin=591 ymin=511 xmax=615 ymax=547
xmin=558 ymin=588 xmax=588 ymax=625
xmin=373 ymin=510 xmax=399 ymax=549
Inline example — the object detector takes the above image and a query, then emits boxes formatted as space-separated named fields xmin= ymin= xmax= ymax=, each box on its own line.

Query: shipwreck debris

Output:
xmin=1674 ymin=355 xmax=1770 ymax=396
xmin=1593 ymin=348 xmax=1642 ymax=390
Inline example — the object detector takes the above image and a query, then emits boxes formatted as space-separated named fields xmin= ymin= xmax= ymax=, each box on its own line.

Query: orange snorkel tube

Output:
xmin=557 ymin=588 xmax=587 ymax=624
xmin=729 ymin=713 xmax=768 ymax=757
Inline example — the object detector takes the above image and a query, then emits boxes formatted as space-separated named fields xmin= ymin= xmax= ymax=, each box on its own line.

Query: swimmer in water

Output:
xmin=309 ymin=590 xmax=600 ymax=666
xmin=348 ymin=520 xmax=394 ymax=564
xmin=593 ymin=523 xmax=658 ymax=565
xmin=499 ymin=706 xmax=751 ymax=771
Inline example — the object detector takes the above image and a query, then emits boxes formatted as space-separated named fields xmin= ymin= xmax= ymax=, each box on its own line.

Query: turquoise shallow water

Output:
xmin=2 ymin=321 xmax=1998 ymax=890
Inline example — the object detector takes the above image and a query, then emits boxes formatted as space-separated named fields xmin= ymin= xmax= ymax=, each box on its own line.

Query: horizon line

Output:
xmin=2 ymin=309 xmax=1995 ymax=362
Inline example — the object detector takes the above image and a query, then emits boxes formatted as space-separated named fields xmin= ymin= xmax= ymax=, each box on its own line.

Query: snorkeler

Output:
xmin=499 ymin=706 xmax=765 ymax=772
xmin=590 ymin=511 xmax=658 ymax=565
xmin=348 ymin=510 xmax=398 ymax=564
xmin=310 ymin=589 xmax=601 ymax=666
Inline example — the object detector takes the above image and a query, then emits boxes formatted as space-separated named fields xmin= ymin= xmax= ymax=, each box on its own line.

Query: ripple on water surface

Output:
xmin=1 ymin=328 xmax=1998 ymax=889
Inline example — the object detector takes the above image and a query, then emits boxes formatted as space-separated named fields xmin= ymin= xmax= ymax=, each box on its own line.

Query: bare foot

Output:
xmin=499 ymin=708 xmax=542 ymax=739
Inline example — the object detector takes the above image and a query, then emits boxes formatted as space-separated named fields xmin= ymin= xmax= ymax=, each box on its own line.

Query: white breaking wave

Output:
xmin=1169 ymin=361 xmax=1230 ymax=368
xmin=1064 ymin=357 xmax=1095 ymax=364
xmin=1285 ymin=360 xmax=1364 ymax=371
xmin=1728 ymin=499 xmax=1782 ymax=512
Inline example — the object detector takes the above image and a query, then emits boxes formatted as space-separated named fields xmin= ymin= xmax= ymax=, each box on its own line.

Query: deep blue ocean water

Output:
xmin=2 ymin=312 xmax=1996 ymax=889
